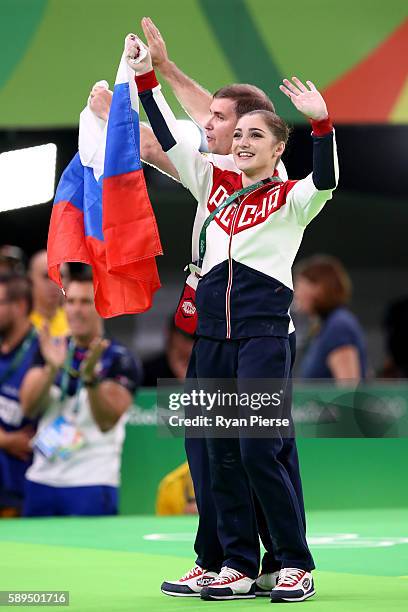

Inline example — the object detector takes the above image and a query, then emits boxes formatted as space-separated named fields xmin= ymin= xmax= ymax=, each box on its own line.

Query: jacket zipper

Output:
xmin=225 ymin=203 xmax=240 ymax=339
xmin=224 ymin=184 xmax=273 ymax=339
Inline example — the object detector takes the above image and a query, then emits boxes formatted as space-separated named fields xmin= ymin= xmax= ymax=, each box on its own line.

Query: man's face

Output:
xmin=204 ymin=98 xmax=238 ymax=154
xmin=64 ymin=281 xmax=100 ymax=340
xmin=30 ymin=251 xmax=63 ymax=311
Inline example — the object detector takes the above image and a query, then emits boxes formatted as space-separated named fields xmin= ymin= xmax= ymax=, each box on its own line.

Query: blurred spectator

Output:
xmin=0 ymin=246 xmax=26 ymax=276
xmin=20 ymin=269 xmax=142 ymax=517
xmin=380 ymin=296 xmax=408 ymax=378
xmin=156 ymin=462 xmax=197 ymax=515
xmin=29 ymin=250 xmax=69 ymax=337
xmin=294 ymin=255 xmax=367 ymax=381
xmin=0 ymin=274 xmax=38 ymax=517
xmin=145 ymin=321 xmax=195 ymax=515
xmin=143 ymin=318 xmax=194 ymax=385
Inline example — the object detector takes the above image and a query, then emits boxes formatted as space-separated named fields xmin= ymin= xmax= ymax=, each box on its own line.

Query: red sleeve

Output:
xmin=310 ymin=116 xmax=333 ymax=136
xmin=135 ymin=70 xmax=159 ymax=93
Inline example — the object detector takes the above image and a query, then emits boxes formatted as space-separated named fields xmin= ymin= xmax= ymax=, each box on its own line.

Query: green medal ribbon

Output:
xmin=197 ymin=175 xmax=283 ymax=270
xmin=59 ymin=338 xmax=76 ymax=404
xmin=59 ymin=338 xmax=83 ymax=414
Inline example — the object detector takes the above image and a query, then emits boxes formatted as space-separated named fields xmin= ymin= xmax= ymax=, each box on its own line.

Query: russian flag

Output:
xmin=47 ymin=55 xmax=162 ymax=318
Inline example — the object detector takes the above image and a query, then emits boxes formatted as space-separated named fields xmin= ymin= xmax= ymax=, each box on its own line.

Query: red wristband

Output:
xmin=135 ymin=70 xmax=159 ymax=93
xmin=310 ymin=115 xmax=333 ymax=136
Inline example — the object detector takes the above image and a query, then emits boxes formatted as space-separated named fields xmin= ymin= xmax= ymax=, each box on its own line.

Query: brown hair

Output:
xmin=0 ymin=273 xmax=33 ymax=315
xmin=295 ymin=255 xmax=351 ymax=315
xmin=213 ymin=84 xmax=275 ymax=117
xmin=69 ymin=264 xmax=93 ymax=284
xmin=243 ymin=109 xmax=290 ymax=144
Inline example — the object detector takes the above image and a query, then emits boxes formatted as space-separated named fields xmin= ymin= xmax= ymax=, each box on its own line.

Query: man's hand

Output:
xmin=140 ymin=17 xmax=212 ymax=127
xmin=125 ymin=33 xmax=152 ymax=75
xmin=2 ymin=426 xmax=34 ymax=461
xmin=38 ymin=326 xmax=67 ymax=371
xmin=280 ymin=77 xmax=328 ymax=121
xmin=141 ymin=17 xmax=170 ymax=73
xmin=80 ymin=337 xmax=110 ymax=383
xmin=89 ymin=85 xmax=112 ymax=121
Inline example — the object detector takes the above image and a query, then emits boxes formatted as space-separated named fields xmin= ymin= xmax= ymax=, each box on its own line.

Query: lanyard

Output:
xmin=0 ymin=327 xmax=37 ymax=388
xmin=59 ymin=338 xmax=83 ymax=414
xmin=197 ymin=175 xmax=283 ymax=269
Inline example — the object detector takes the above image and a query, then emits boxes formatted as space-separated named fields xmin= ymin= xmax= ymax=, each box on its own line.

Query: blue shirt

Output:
xmin=0 ymin=329 xmax=39 ymax=498
xmin=300 ymin=307 xmax=367 ymax=379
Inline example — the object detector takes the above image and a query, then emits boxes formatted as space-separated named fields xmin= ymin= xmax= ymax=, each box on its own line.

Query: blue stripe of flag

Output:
xmin=104 ymin=82 xmax=142 ymax=179
xmin=54 ymin=153 xmax=84 ymax=211
xmin=83 ymin=167 xmax=104 ymax=241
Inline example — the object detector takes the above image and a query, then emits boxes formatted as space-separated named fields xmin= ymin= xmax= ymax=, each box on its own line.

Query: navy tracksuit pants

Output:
xmin=185 ymin=333 xmax=314 ymax=579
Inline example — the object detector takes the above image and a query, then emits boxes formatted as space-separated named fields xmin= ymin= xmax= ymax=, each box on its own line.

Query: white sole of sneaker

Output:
xmin=202 ymin=595 xmax=256 ymax=600
xmin=161 ymin=589 xmax=200 ymax=597
xmin=271 ymin=589 xmax=316 ymax=603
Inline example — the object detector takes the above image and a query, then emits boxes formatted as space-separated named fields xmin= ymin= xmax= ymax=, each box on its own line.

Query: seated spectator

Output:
xmin=380 ymin=296 xmax=408 ymax=378
xmin=143 ymin=318 xmax=194 ymax=385
xmin=156 ymin=462 xmax=197 ymax=516
xmin=0 ymin=274 xmax=38 ymax=517
xmin=29 ymin=250 xmax=69 ymax=337
xmin=0 ymin=246 xmax=26 ymax=276
xmin=20 ymin=268 xmax=142 ymax=517
xmin=294 ymin=255 xmax=367 ymax=381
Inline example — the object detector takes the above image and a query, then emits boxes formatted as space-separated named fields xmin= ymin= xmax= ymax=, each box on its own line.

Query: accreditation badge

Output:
xmin=33 ymin=415 xmax=85 ymax=461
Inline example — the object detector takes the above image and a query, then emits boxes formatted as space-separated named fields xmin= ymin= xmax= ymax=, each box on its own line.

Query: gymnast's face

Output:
xmin=232 ymin=114 xmax=285 ymax=177
xmin=204 ymin=98 xmax=238 ymax=154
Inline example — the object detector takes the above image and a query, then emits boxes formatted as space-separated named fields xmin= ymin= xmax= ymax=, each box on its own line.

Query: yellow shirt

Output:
xmin=156 ymin=462 xmax=196 ymax=515
xmin=30 ymin=308 xmax=69 ymax=337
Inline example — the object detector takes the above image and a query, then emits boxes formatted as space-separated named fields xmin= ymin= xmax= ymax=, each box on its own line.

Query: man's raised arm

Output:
xmin=140 ymin=124 xmax=180 ymax=179
xmin=90 ymin=18 xmax=214 ymax=181
xmin=141 ymin=17 xmax=212 ymax=126
xmin=89 ymin=84 xmax=180 ymax=179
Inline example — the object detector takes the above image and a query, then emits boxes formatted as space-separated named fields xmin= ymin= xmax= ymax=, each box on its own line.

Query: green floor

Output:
xmin=0 ymin=508 xmax=407 ymax=610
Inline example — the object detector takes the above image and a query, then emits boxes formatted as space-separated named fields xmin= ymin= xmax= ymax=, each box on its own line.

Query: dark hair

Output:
xmin=0 ymin=245 xmax=26 ymax=274
xmin=383 ymin=296 xmax=408 ymax=375
xmin=213 ymin=84 xmax=275 ymax=117
xmin=68 ymin=264 xmax=94 ymax=284
xmin=242 ymin=109 xmax=290 ymax=144
xmin=0 ymin=273 xmax=33 ymax=315
xmin=295 ymin=255 xmax=351 ymax=315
